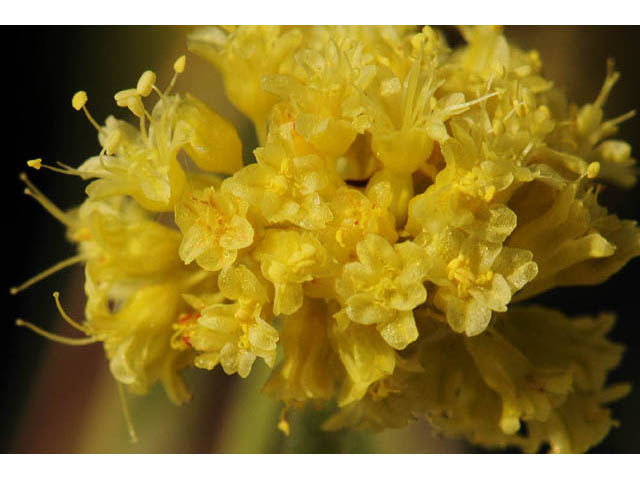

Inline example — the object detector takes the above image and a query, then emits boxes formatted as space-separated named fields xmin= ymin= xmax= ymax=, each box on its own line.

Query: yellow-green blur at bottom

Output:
xmin=17 ymin=26 xmax=640 ymax=453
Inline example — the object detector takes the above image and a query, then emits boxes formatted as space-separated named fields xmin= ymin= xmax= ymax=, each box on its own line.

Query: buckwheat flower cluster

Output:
xmin=15 ymin=26 xmax=640 ymax=453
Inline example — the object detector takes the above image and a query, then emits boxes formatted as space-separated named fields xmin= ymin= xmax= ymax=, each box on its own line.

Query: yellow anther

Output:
xmin=587 ymin=161 xmax=601 ymax=179
xmin=528 ymin=50 xmax=542 ymax=69
xmin=127 ymin=96 xmax=145 ymax=118
xmin=513 ymin=65 xmax=531 ymax=78
xmin=114 ymin=88 xmax=139 ymax=107
xmin=173 ymin=55 xmax=186 ymax=74
xmin=512 ymin=99 xmax=528 ymax=117
xmin=277 ymin=407 xmax=291 ymax=436
xmin=72 ymin=91 xmax=88 ymax=111
xmin=535 ymin=105 xmax=551 ymax=122
xmin=136 ymin=70 xmax=156 ymax=97
xmin=380 ymin=77 xmax=401 ymax=97
xmin=480 ymin=270 xmax=494 ymax=284
xmin=27 ymin=158 xmax=42 ymax=170
xmin=72 ymin=91 xmax=101 ymax=131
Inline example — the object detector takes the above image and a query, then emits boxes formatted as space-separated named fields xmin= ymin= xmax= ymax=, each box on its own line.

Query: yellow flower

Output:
xmin=188 ymin=26 xmax=303 ymax=142
xmin=69 ymin=64 xmax=242 ymax=212
xmin=86 ymin=279 xmax=194 ymax=405
xmin=177 ymin=93 xmax=244 ymax=175
xmin=262 ymin=28 xmax=376 ymax=157
xmin=359 ymin=28 xmax=491 ymax=176
xmin=254 ymin=229 xmax=336 ymax=315
xmin=67 ymin=196 xmax=185 ymax=279
xmin=328 ymin=315 xmax=396 ymax=406
xmin=323 ymin=353 xmax=423 ymax=431
xmin=175 ymin=186 xmax=254 ymax=271
xmin=420 ymin=228 xmax=538 ymax=336
xmin=401 ymin=306 xmax=627 ymax=453
xmin=509 ymin=183 xmax=640 ymax=301
xmin=178 ymin=265 xmax=277 ymax=378
xmin=67 ymin=197 xmax=206 ymax=405
xmin=263 ymin=299 xmax=338 ymax=406
xmin=335 ymin=234 xmax=428 ymax=349
xmin=465 ymin=307 xmax=625 ymax=437
xmin=570 ymin=63 xmax=637 ymax=185
xmin=78 ymin=107 xmax=187 ymax=212
xmin=408 ymin=162 xmax=538 ymax=336
xmin=323 ymin=182 xmax=397 ymax=261
xmin=224 ymin=128 xmax=335 ymax=230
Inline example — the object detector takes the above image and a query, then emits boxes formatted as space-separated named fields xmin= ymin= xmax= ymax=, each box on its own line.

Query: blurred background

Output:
xmin=2 ymin=26 xmax=640 ymax=453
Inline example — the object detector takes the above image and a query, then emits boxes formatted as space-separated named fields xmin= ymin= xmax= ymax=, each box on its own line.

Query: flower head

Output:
xmin=15 ymin=26 xmax=640 ymax=453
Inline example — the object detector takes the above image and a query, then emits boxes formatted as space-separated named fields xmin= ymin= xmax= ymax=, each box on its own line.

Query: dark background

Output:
xmin=2 ymin=26 xmax=640 ymax=453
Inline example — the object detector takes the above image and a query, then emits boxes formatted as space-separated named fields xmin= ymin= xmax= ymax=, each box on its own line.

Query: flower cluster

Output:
xmin=16 ymin=26 xmax=640 ymax=453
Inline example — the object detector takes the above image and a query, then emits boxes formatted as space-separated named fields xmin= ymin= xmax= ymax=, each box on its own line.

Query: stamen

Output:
xmin=448 ymin=91 xmax=499 ymax=116
xmin=10 ymin=254 xmax=84 ymax=295
xmin=83 ymin=105 xmax=103 ymax=132
xmin=521 ymin=141 xmax=534 ymax=159
xmin=27 ymin=158 xmax=42 ymax=170
xmin=607 ymin=109 xmax=637 ymax=126
xmin=164 ymin=74 xmax=179 ymax=96
xmin=114 ymin=88 xmax=138 ymax=107
xmin=136 ymin=70 xmax=156 ymax=97
xmin=277 ymin=406 xmax=291 ymax=436
xmin=411 ymin=74 xmax=434 ymax=128
xmin=173 ymin=55 xmax=186 ymax=74
xmin=33 ymin=161 xmax=82 ymax=177
xmin=589 ymin=109 xmax=637 ymax=146
xmin=594 ymin=59 xmax=620 ymax=109
xmin=72 ymin=91 xmax=88 ymax=111
xmin=151 ymin=84 xmax=165 ymax=100
xmin=503 ymin=106 xmax=517 ymax=123
xmin=53 ymin=291 xmax=88 ymax=333
xmin=127 ymin=96 xmax=145 ymax=118
xmin=587 ymin=162 xmax=601 ymax=179
xmin=139 ymin=109 xmax=152 ymax=144
xmin=38 ymin=159 xmax=107 ymax=180
xmin=19 ymin=173 xmax=74 ymax=227
xmin=164 ymin=55 xmax=187 ymax=96
xmin=114 ymin=89 xmax=148 ymax=119
xmin=15 ymin=318 xmax=96 ymax=346
xmin=402 ymin=46 xmax=423 ymax=130
xmin=485 ymin=73 xmax=495 ymax=96
xmin=117 ymin=382 xmax=139 ymax=444
xmin=72 ymin=91 xmax=103 ymax=132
